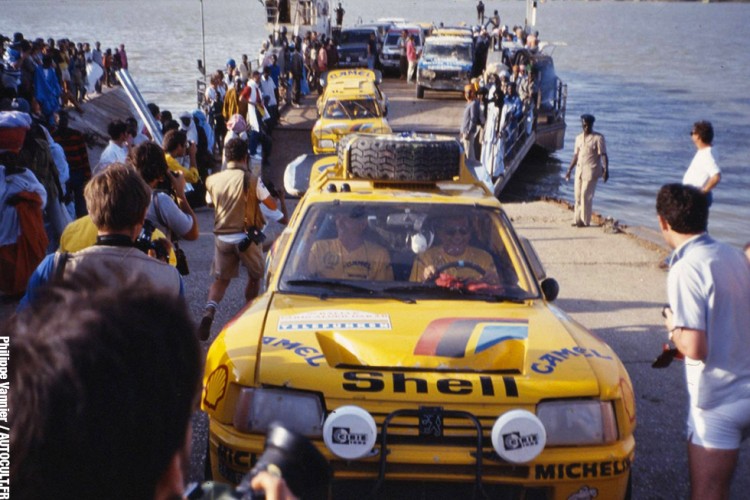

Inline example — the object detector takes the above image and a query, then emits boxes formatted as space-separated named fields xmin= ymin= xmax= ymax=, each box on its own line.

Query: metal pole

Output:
xmin=201 ymin=0 xmax=207 ymax=82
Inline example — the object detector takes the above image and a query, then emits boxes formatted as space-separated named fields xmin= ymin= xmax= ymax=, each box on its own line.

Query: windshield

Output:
xmin=384 ymin=32 xmax=421 ymax=47
xmin=322 ymin=98 xmax=381 ymax=119
xmin=423 ymin=43 xmax=473 ymax=61
xmin=278 ymin=202 xmax=538 ymax=301
xmin=340 ymin=31 xmax=372 ymax=44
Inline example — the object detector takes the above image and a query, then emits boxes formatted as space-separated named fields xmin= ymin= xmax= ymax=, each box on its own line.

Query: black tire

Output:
xmin=416 ymin=84 xmax=425 ymax=99
xmin=344 ymin=133 xmax=461 ymax=182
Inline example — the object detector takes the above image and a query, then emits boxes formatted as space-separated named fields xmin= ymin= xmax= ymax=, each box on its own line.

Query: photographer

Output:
xmin=8 ymin=274 xmax=298 ymax=500
xmin=130 ymin=142 xmax=199 ymax=242
xmin=199 ymin=138 xmax=286 ymax=340
xmin=19 ymin=162 xmax=183 ymax=310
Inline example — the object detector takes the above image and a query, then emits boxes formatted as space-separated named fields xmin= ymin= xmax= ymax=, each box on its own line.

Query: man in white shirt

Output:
xmin=683 ymin=120 xmax=720 ymax=205
xmin=93 ymin=119 xmax=128 ymax=175
xmin=260 ymin=65 xmax=278 ymax=132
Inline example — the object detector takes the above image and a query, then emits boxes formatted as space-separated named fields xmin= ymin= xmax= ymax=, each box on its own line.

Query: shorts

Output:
xmin=211 ymin=238 xmax=263 ymax=280
xmin=687 ymin=397 xmax=750 ymax=450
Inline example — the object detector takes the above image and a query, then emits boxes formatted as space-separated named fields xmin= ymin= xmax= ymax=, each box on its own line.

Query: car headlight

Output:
xmin=318 ymin=139 xmax=335 ymax=149
xmin=233 ymin=387 xmax=324 ymax=437
xmin=537 ymin=400 xmax=618 ymax=446
xmin=420 ymin=69 xmax=436 ymax=79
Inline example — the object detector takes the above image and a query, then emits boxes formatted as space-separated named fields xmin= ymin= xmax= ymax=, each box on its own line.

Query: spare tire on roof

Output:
xmin=339 ymin=133 xmax=462 ymax=182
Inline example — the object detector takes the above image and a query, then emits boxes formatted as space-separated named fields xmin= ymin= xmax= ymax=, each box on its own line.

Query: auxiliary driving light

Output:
xmin=491 ymin=409 xmax=547 ymax=463
xmin=323 ymin=405 xmax=377 ymax=460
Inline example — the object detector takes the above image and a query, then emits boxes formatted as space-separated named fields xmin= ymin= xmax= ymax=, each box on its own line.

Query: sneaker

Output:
xmin=198 ymin=314 xmax=214 ymax=341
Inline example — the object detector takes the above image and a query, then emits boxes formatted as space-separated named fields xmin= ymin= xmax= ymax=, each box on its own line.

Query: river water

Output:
xmin=3 ymin=0 xmax=748 ymax=247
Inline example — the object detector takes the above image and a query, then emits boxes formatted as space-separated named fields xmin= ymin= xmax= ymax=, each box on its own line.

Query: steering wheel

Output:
xmin=428 ymin=260 xmax=485 ymax=282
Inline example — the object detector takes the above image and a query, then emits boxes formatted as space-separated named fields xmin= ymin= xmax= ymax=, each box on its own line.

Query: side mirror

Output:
xmin=540 ymin=278 xmax=559 ymax=302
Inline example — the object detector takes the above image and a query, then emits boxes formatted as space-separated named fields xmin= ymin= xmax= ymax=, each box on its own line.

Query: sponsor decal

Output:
xmin=278 ymin=310 xmax=392 ymax=331
xmin=342 ymin=371 xmax=519 ymax=398
xmin=328 ymin=69 xmax=375 ymax=80
xmin=503 ymin=431 xmax=540 ymax=451
xmin=217 ymin=443 xmax=251 ymax=468
xmin=568 ymin=486 xmax=599 ymax=500
xmin=414 ymin=318 xmax=528 ymax=358
xmin=262 ymin=336 xmax=326 ymax=367
xmin=203 ymin=366 xmax=228 ymax=410
xmin=530 ymin=347 xmax=613 ymax=374
xmin=330 ymin=427 xmax=369 ymax=446
xmin=534 ymin=457 xmax=632 ymax=480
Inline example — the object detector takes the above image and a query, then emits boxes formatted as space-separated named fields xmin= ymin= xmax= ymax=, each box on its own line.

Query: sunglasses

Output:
xmin=442 ymin=227 xmax=470 ymax=236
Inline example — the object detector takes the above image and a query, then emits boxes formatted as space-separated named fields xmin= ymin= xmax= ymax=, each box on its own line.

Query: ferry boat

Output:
xmin=258 ymin=0 xmax=567 ymax=197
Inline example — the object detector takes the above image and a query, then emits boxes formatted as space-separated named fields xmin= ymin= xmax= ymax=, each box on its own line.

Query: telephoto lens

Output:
xmin=236 ymin=423 xmax=331 ymax=499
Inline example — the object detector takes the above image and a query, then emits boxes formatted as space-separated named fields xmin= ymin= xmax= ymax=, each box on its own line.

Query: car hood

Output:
xmin=314 ymin=118 xmax=389 ymax=136
xmin=418 ymin=58 xmax=472 ymax=71
xmin=253 ymin=295 xmax=606 ymax=400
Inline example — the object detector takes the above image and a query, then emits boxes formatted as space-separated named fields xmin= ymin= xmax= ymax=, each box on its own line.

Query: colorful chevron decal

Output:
xmin=414 ymin=318 xmax=529 ymax=358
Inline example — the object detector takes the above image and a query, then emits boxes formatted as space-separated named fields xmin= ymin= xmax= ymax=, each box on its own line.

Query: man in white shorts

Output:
xmin=657 ymin=183 xmax=750 ymax=500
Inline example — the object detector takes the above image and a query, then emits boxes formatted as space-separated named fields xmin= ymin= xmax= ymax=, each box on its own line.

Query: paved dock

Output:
xmin=3 ymin=77 xmax=748 ymax=499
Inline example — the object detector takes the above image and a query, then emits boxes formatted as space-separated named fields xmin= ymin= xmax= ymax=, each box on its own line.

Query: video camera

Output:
xmin=188 ymin=424 xmax=331 ymax=499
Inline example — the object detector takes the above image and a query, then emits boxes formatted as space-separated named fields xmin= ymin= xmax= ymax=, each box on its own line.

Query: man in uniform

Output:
xmin=564 ymin=113 xmax=609 ymax=227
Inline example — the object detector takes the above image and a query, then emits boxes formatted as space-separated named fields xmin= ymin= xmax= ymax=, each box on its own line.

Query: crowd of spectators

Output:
xmin=1 ymin=31 xmax=129 ymax=126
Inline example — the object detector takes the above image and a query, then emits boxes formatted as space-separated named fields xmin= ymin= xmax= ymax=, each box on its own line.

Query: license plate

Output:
xmin=419 ymin=406 xmax=444 ymax=438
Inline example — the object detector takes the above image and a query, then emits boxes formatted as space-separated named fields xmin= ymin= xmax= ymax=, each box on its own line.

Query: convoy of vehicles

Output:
xmin=203 ymin=133 xmax=635 ymax=499
xmin=379 ymin=25 xmax=424 ymax=73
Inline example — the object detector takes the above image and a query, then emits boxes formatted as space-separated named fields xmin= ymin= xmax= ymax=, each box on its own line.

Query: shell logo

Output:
xmin=203 ymin=365 xmax=228 ymax=410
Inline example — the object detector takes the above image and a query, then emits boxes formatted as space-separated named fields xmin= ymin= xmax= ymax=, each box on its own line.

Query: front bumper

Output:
xmin=208 ymin=413 xmax=634 ymax=500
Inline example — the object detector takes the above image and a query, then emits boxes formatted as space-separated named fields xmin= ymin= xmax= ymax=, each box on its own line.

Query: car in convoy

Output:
xmin=316 ymin=68 xmax=388 ymax=117
xmin=380 ymin=25 xmax=424 ymax=74
xmin=337 ymin=26 xmax=380 ymax=68
xmin=416 ymin=35 xmax=474 ymax=99
xmin=311 ymin=72 xmax=391 ymax=154
xmin=202 ymin=133 xmax=636 ymax=499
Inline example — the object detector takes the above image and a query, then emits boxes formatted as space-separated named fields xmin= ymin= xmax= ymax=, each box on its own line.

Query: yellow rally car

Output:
xmin=203 ymin=133 xmax=636 ymax=499
xmin=312 ymin=70 xmax=391 ymax=154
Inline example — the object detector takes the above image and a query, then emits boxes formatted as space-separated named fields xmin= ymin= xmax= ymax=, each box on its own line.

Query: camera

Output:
xmin=238 ymin=227 xmax=266 ymax=252
xmin=135 ymin=220 xmax=169 ymax=262
xmin=188 ymin=424 xmax=331 ymax=500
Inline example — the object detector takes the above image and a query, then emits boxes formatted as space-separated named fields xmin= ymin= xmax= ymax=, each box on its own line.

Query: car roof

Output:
xmin=424 ymin=36 xmax=473 ymax=46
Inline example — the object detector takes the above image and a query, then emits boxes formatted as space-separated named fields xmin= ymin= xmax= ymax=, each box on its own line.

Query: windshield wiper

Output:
xmin=284 ymin=279 xmax=415 ymax=303
xmin=383 ymin=283 xmax=527 ymax=303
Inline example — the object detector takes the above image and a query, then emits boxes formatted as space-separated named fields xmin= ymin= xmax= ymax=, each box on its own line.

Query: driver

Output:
xmin=307 ymin=207 xmax=393 ymax=280
xmin=410 ymin=215 xmax=499 ymax=283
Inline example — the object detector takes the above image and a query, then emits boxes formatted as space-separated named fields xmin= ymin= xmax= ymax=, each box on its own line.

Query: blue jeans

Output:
xmin=248 ymin=130 xmax=260 ymax=156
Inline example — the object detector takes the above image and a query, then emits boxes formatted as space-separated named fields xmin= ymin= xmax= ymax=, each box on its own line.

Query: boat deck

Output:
xmin=266 ymin=77 xmax=465 ymax=189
